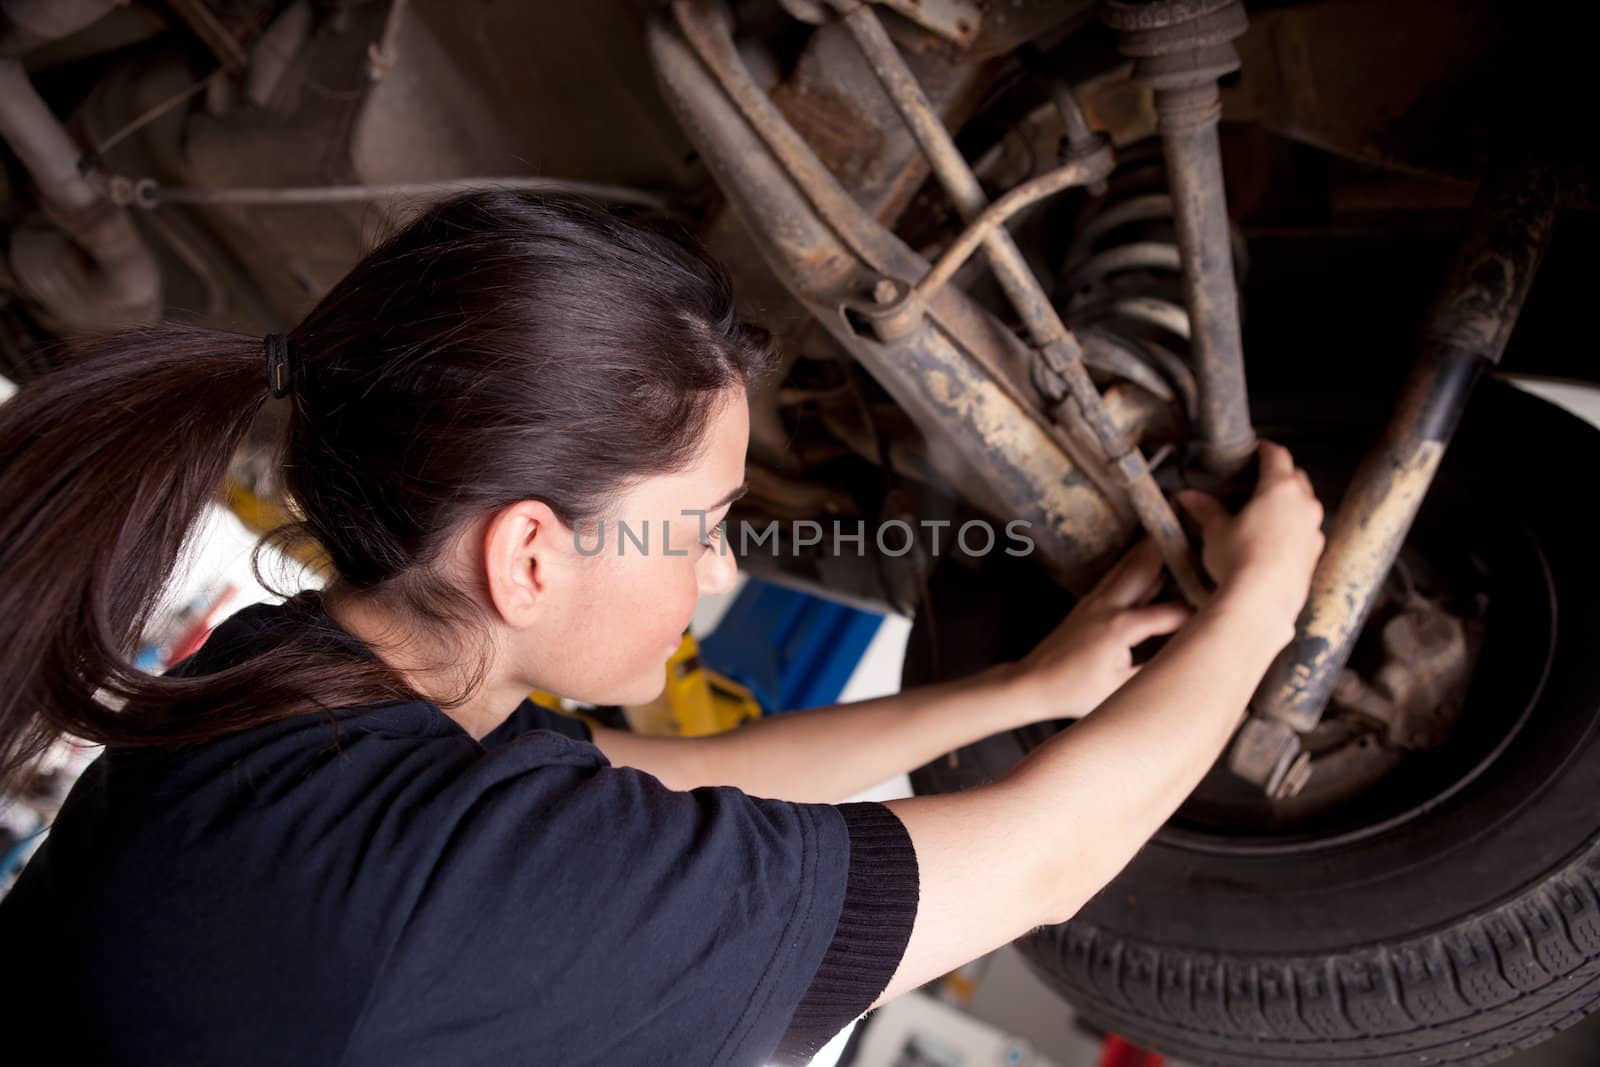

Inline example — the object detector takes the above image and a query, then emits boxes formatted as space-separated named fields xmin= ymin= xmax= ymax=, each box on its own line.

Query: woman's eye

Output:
xmin=699 ymin=523 xmax=723 ymax=550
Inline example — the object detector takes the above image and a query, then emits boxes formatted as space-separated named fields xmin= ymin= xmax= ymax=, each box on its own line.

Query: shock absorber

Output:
xmin=1105 ymin=0 xmax=1257 ymax=481
xmin=1057 ymin=139 xmax=1252 ymax=445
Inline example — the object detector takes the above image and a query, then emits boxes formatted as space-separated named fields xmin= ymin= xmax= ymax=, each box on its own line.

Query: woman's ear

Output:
xmin=482 ymin=499 xmax=564 ymax=627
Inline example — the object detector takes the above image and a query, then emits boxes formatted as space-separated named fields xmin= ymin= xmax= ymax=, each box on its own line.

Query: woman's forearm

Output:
xmin=998 ymin=581 xmax=1294 ymax=922
xmin=871 ymin=579 xmax=1300 ymax=1008
xmin=590 ymin=663 xmax=1041 ymax=802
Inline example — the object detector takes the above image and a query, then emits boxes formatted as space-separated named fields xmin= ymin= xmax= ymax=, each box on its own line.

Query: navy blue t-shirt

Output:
xmin=0 ymin=599 xmax=919 ymax=1065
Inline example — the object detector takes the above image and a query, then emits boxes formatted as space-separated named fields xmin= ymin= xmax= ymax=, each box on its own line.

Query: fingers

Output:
xmin=1176 ymin=489 xmax=1228 ymax=528
xmin=1112 ymin=601 xmax=1193 ymax=646
xmin=1257 ymin=438 xmax=1296 ymax=483
xmin=1098 ymin=538 xmax=1164 ymax=608
xmin=1133 ymin=561 xmax=1166 ymax=606
xmin=1260 ymin=442 xmax=1322 ymax=515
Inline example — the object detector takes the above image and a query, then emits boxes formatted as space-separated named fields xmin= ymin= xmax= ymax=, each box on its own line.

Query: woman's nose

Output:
xmin=697 ymin=542 xmax=739 ymax=597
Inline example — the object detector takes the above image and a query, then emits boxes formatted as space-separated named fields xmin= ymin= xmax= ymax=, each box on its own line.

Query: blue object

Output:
xmin=698 ymin=578 xmax=883 ymax=714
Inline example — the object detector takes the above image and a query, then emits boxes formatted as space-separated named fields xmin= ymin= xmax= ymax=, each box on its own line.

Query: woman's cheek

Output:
xmin=625 ymin=549 xmax=698 ymax=652
xmin=669 ymin=560 xmax=703 ymax=640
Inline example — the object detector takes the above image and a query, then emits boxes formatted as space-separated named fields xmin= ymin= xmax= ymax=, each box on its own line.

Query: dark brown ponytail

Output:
xmin=0 ymin=191 xmax=775 ymax=789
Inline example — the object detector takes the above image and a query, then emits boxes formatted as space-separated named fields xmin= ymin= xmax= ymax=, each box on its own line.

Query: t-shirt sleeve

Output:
xmin=772 ymin=801 xmax=919 ymax=1064
xmin=347 ymin=743 xmax=918 ymax=1066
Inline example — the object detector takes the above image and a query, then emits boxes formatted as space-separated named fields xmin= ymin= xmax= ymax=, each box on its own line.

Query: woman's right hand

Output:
xmin=876 ymin=439 xmax=1330 ymax=1012
xmin=1177 ymin=440 xmax=1326 ymax=626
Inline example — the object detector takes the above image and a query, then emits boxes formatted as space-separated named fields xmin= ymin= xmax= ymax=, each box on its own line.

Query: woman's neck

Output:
xmin=321 ymin=587 xmax=525 ymax=741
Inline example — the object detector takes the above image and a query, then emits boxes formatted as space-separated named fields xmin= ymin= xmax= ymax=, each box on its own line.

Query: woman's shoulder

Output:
xmin=136 ymin=595 xmax=604 ymax=803
xmin=167 ymin=594 xmax=575 ymax=740
xmin=164 ymin=592 xmax=366 ymax=679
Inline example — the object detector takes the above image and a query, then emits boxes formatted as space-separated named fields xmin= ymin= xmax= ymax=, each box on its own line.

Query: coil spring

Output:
xmin=1055 ymin=139 xmax=1247 ymax=427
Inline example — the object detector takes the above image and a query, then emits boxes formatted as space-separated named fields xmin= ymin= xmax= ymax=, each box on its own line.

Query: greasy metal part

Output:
xmin=0 ymin=0 xmax=115 ymax=54
xmin=112 ymin=175 xmax=675 ymax=214
xmin=666 ymin=0 xmax=1133 ymax=546
xmin=889 ymin=156 xmax=1188 ymax=403
xmin=962 ymin=0 xmax=1101 ymax=62
xmin=1057 ymin=165 xmax=1201 ymax=425
xmin=1048 ymin=79 xmax=1111 ymax=197
xmin=86 ymin=74 xmax=212 ymax=164
xmin=873 ymin=0 xmax=982 ymax=49
xmin=849 ymin=311 xmax=1142 ymax=583
xmin=1335 ymin=605 xmax=1474 ymax=751
xmin=1081 ymin=329 xmax=1190 ymax=412
xmin=656 ymin=2 xmax=1139 ymax=590
xmin=245 ymin=0 xmax=313 ymax=109
xmin=1106 ymin=0 xmax=1256 ymax=480
xmin=1060 ymin=240 xmax=1180 ymax=291
xmin=1250 ymin=168 xmax=1556 ymax=740
xmin=366 ymin=0 xmax=409 ymax=83
xmin=805 ymin=0 xmax=1101 ymax=61
xmin=1067 ymin=193 xmax=1173 ymax=258
xmin=668 ymin=0 xmax=1110 ymax=499
xmin=777 ymin=0 xmax=828 ymax=24
xmin=909 ymin=154 xmax=1116 ymax=303
xmin=165 ymin=0 xmax=250 ymax=73
xmin=1100 ymin=379 xmax=1179 ymax=447
xmin=1232 ymin=578 xmax=1482 ymax=800
xmin=829 ymin=0 xmax=1210 ymax=606
xmin=1226 ymin=716 xmax=1308 ymax=800
xmin=1049 ymin=78 xmax=1096 ymax=150
xmin=0 ymin=8 xmax=161 ymax=331
xmin=0 ymin=64 xmax=103 ymax=218
xmin=695 ymin=15 xmax=968 ymax=488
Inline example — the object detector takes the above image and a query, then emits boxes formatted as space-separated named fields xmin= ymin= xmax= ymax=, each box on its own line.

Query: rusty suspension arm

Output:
xmin=661 ymin=1 xmax=1143 ymax=590
xmin=1252 ymin=168 xmax=1557 ymax=738
xmin=827 ymin=0 xmax=1210 ymax=607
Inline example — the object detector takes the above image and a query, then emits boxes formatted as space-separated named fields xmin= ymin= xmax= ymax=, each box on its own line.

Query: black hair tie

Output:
xmin=264 ymin=333 xmax=292 ymax=399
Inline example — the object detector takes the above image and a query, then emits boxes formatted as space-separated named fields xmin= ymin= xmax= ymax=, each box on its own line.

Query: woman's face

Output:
xmin=520 ymin=386 xmax=747 ymax=706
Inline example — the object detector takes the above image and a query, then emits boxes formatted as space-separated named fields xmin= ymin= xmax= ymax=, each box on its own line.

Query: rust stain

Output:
xmin=921 ymin=334 xmax=1123 ymax=547
xmin=1298 ymin=440 xmax=1445 ymax=664
xmin=772 ymin=82 xmax=883 ymax=189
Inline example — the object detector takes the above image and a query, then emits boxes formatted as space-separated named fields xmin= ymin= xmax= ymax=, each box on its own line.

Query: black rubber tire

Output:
xmin=907 ymin=379 xmax=1600 ymax=1065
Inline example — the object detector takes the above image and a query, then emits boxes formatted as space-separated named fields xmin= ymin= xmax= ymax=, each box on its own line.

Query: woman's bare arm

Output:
xmin=591 ymin=665 xmax=1035 ymax=802
xmin=870 ymin=440 xmax=1325 ymax=1008
xmin=590 ymin=542 xmax=1193 ymax=803
xmin=872 ymin=580 xmax=1295 ymax=1005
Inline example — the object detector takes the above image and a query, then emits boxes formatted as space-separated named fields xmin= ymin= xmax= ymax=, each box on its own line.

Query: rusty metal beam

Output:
xmin=651 ymin=3 xmax=1141 ymax=590
xmin=827 ymin=0 xmax=1210 ymax=606
xmin=910 ymin=155 xmax=1116 ymax=302
xmin=1106 ymin=0 xmax=1256 ymax=480
xmin=0 ymin=4 xmax=160 ymax=331
xmin=1251 ymin=167 xmax=1556 ymax=736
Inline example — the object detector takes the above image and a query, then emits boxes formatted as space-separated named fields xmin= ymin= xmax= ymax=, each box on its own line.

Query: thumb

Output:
xmin=1177 ymin=489 xmax=1228 ymax=527
xmin=1114 ymin=602 xmax=1194 ymax=646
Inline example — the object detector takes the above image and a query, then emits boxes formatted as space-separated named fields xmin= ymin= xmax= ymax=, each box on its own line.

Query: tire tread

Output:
xmin=1014 ymin=849 xmax=1600 ymax=1064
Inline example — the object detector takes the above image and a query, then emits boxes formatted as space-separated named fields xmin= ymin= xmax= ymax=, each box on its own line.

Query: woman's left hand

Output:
xmin=1006 ymin=539 xmax=1194 ymax=722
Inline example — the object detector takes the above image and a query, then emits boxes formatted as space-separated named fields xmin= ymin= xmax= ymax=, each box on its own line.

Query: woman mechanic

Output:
xmin=0 ymin=192 xmax=1324 ymax=1065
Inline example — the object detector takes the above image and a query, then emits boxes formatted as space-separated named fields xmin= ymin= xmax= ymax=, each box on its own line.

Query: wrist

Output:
xmin=1207 ymin=577 xmax=1303 ymax=652
xmin=971 ymin=660 xmax=1048 ymax=731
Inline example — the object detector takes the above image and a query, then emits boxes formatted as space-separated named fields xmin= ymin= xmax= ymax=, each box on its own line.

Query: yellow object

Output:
xmin=526 ymin=631 xmax=762 ymax=739
xmin=222 ymin=479 xmax=329 ymax=572
xmin=624 ymin=630 xmax=764 ymax=737
xmin=526 ymin=689 xmax=565 ymax=712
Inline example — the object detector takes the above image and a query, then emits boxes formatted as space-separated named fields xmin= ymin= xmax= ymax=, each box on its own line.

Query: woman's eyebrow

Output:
xmin=705 ymin=484 xmax=748 ymax=511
